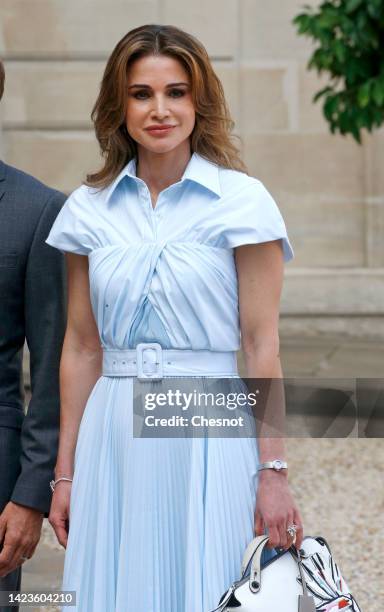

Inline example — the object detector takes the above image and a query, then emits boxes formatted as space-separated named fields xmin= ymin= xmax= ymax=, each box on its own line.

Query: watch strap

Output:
xmin=257 ymin=460 xmax=288 ymax=471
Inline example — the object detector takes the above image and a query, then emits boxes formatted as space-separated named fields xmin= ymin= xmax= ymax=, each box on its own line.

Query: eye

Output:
xmin=132 ymin=90 xmax=150 ymax=99
xmin=168 ymin=88 xmax=186 ymax=98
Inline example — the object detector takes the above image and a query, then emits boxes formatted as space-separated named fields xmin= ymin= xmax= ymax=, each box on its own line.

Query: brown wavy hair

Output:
xmin=86 ymin=24 xmax=247 ymax=188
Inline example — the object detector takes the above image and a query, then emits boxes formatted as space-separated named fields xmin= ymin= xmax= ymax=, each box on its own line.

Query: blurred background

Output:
xmin=0 ymin=0 xmax=383 ymax=610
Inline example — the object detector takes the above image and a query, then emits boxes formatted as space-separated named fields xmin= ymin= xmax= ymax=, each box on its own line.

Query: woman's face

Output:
xmin=125 ymin=54 xmax=196 ymax=155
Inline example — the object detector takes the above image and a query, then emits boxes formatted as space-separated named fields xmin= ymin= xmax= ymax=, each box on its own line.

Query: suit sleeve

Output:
xmin=10 ymin=191 xmax=67 ymax=517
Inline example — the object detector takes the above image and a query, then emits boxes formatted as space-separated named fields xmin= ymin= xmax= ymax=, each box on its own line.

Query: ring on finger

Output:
xmin=286 ymin=523 xmax=298 ymax=544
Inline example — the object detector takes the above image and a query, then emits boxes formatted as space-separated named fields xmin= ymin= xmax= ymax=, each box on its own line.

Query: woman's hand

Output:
xmin=48 ymin=482 xmax=72 ymax=549
xmin=254 ymin=471 xmax=303 ymax=551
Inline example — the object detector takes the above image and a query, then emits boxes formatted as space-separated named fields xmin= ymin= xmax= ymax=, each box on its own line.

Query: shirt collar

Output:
xmin=103 ymin=151 xmax=221 ymax=203
xmin=181 ymin=152 xmax=221 ymax=197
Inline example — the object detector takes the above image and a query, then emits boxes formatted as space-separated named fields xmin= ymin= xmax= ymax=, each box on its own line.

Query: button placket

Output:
xmin=136 ymin=180 xmax=157 ymax=238
xmin=135 ymin=178 xmax=168 ymax=241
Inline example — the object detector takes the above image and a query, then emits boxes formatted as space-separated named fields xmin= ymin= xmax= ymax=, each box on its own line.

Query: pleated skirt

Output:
xmin=60 ymin=373 xmax=276 ymax=612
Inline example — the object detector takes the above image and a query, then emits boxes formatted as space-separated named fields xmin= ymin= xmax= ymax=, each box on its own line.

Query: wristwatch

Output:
xmin=257 ymin=459 xmax=288 ymax=472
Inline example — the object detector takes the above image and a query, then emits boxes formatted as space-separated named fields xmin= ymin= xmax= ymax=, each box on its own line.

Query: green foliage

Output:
xmin=293 ymin=0 xmax=384 ymax=142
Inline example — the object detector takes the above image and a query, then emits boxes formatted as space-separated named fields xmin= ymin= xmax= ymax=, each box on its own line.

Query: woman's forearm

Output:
xmin=243 ymin=340 xmax=288 ymax=474
xmin=54 ymin=341 xmax=102 ymax=479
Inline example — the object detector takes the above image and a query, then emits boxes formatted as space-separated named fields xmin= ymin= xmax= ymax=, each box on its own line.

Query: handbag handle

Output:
xmin=209 ymin=535 xmax=316 ymax=612
xmin=241 ymin=536 xmax=313 ymax=593
xmin=241 ymin=535 xmax=315 ymax=611
xmin=240 ymin=534 xmax=271 ymax=592
xmin=209 ymin=536 xmax=274 ymax=612
xmin=240 ymin=534 xmax=270 ymax=580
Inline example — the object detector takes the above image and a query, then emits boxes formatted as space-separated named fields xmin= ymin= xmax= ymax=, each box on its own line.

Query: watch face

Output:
xmin=274 ymin=460 xmax=283 ymax=470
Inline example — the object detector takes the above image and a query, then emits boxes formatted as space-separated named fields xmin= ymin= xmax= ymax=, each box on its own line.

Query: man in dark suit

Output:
xmin=0 ymin=59 xmax=66 ymax=610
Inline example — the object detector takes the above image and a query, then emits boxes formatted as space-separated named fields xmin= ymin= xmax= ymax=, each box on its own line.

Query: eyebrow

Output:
xmin=128 ymin=82 xmax=189 ymax=89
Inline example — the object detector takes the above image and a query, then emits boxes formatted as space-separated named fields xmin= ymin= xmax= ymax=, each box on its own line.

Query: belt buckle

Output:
xmin=136 ymin=343 xmax=163 ymax=381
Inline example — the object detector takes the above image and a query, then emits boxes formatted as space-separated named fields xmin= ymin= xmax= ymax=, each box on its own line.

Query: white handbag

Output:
xmin=209 ymin=534 xmax=362 ymax=611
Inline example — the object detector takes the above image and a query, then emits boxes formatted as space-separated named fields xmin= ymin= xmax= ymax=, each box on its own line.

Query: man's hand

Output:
xmin=0 ymin=501 xmax=44 ymax=578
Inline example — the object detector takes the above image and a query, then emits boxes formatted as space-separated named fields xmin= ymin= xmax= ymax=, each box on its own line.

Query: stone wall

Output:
xmin=1 ymin=0 xmax=383 ymax=338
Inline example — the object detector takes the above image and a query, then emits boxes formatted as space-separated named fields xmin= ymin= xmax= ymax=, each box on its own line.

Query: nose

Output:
xmin=150 ymin=94 xmax=170 ymax=118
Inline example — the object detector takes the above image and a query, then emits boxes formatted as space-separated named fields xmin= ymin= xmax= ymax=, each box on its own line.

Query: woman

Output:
xmin=47 ymin=24 xmax=303 ymax=612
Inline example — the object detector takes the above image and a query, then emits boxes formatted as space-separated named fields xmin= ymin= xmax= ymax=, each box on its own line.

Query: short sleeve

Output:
xmin=45 ymin=186 xmax=97 ymax=255
xmin=221 ymin=180 xmax=294 ymax=263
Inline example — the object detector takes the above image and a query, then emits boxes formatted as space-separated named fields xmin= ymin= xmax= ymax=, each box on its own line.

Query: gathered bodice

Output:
xmin=46 ymin=153 xmax=294 ymax=351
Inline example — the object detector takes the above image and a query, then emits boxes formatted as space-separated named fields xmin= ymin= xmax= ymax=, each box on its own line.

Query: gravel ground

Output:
xmin=286 ymin=437 xmax=383 ymax=611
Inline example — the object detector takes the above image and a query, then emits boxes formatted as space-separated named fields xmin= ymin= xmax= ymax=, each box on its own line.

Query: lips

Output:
xmin=145 ymin=125 xmax=176 ymax=131
xmin=145 ymin=125 xmax=176 ymax=137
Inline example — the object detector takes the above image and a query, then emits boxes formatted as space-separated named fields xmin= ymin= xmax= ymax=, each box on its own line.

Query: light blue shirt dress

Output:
xmin=46 ymin=152 xmax=294 ymax=612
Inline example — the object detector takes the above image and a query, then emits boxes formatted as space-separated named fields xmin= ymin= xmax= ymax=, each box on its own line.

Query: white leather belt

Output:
xmin=102 ymin=343 xmax=238 ymax=380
